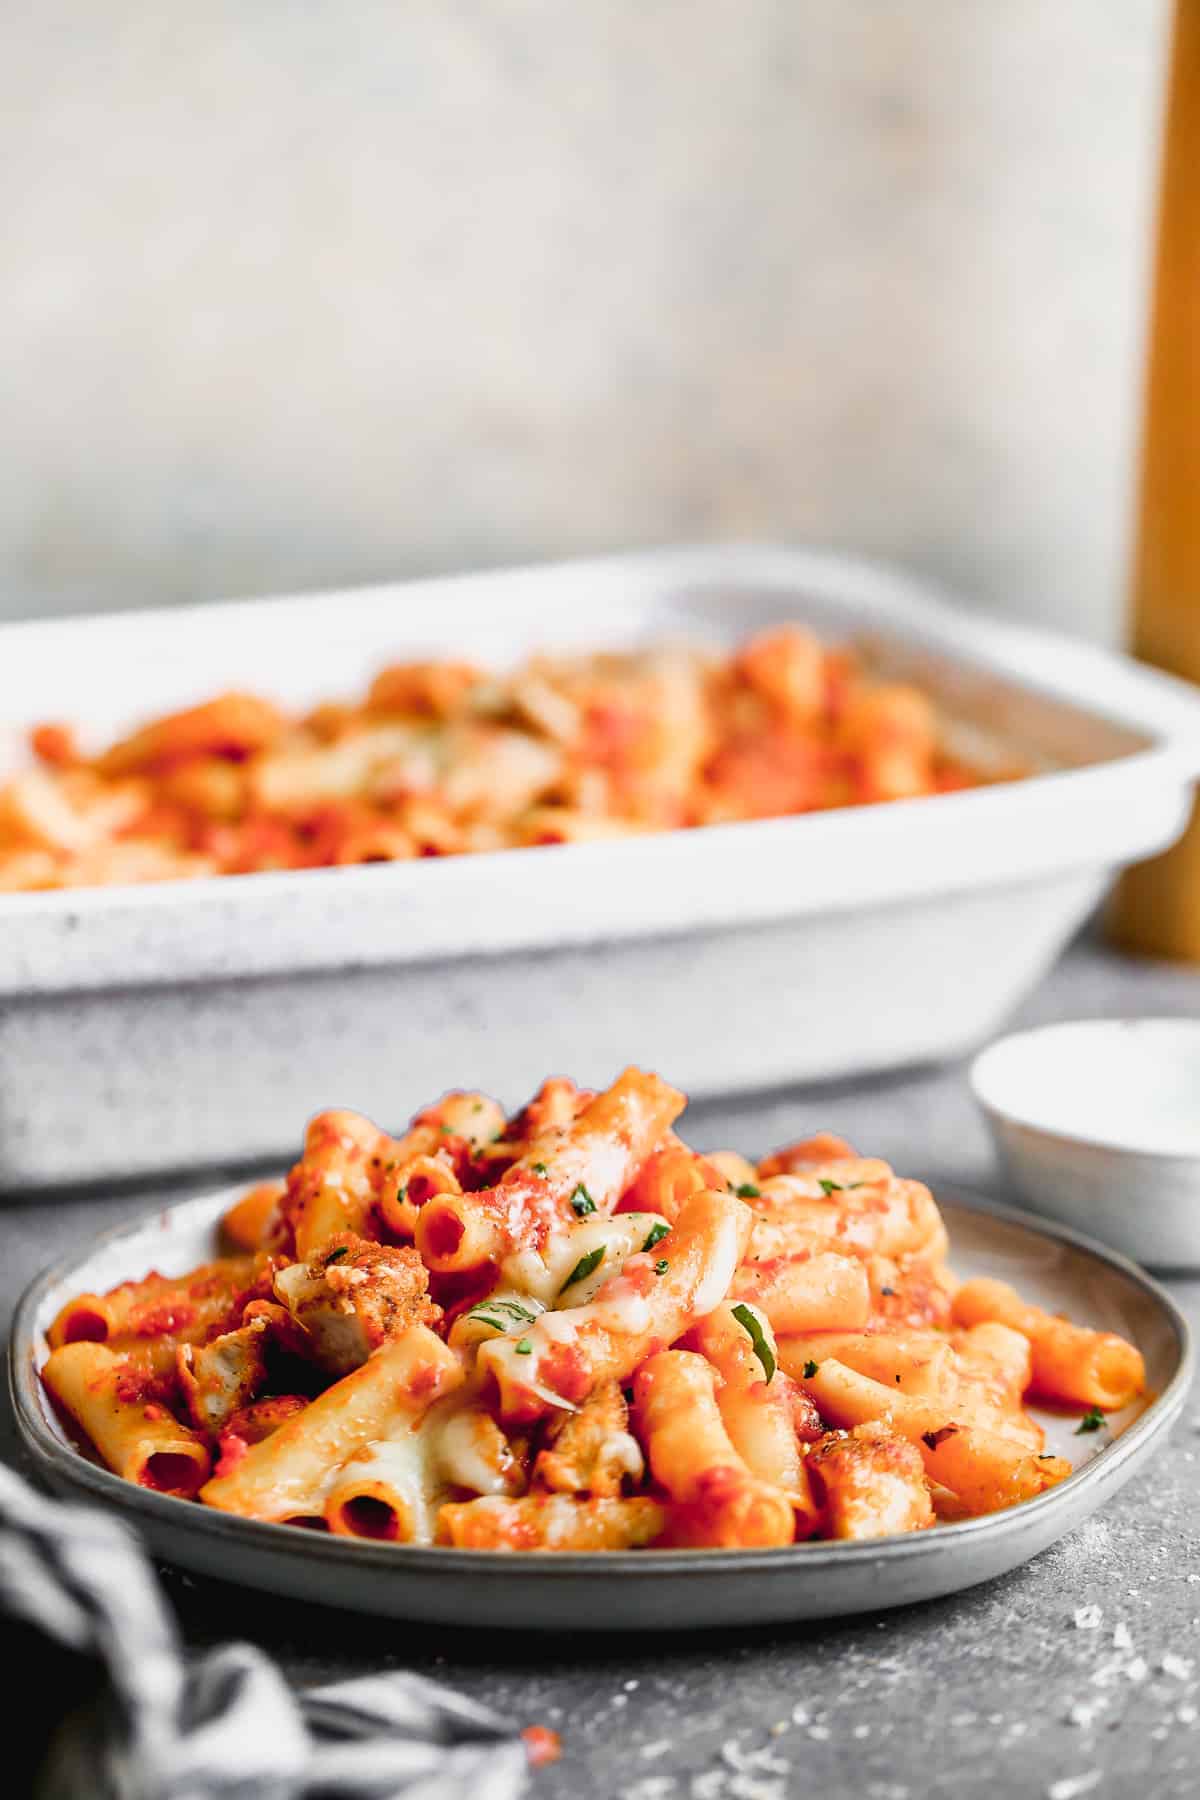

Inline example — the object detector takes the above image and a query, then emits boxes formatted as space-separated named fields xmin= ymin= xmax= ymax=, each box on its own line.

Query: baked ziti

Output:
xmin=42 ymin=1068 xmax=1143 ymax=1548
xmin=2 ymin=625 xmax=991 ymax=890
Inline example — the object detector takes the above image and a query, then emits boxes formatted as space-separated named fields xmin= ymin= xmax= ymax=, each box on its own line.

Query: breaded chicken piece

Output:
xmin=273 ymin=1232 xmax=441 ymax=1375
xmin=805 ymin=1423 xmax=934 ymax=1539
xmin=176 ymin=1304 xmax=288 ymax=1433
xmin=532 ymin=1380 xmax=644 ymax=1497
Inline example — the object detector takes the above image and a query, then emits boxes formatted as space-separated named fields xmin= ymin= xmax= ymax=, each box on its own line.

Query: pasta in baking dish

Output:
xmin=0 ymin=623 xmax=993 ymax=891
xmin=41 ymin=1069 xmax=1145 ymax=1550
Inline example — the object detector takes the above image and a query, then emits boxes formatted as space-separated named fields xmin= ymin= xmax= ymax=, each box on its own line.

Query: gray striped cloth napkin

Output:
xmin=0 ymin=1462 xmax=530 ymax=1800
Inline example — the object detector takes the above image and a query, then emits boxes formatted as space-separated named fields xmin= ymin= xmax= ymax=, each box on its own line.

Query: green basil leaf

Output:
xmin=731 ymin=1302 xmax=775 ymax=1383
xmin=559 ymin=1245 xmax=606 ymax=1295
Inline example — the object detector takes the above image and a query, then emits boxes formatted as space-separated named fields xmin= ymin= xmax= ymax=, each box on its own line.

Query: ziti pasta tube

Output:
xmin=324 ymin=1429 xmax=434 ymax=1543
xmin=221 ymin=1181 xmax=286 ymax=1252
xmin=201 ymin=1325 xmax=462 ymax=1522
xmin=285 ymin=1109 xmax=392 ymax=1260
xmin=634 ymin=1350 xmax=796 ymax=1548
xmin=730 ymin=1249 xmax=871 ymax=1334
xmin=43 ymin=1343 xmax=211 ymax=1497
xmin=46 ymin=1256 xmax=260 ymax=1352
xmin=686 ymin=1305 xmax=809 ymax=1497
xmin=777 ymin=1331 xmax=953 ymax=1401
xmin=416 ymin=1067 xmax=685 ymax=1274
xmin=797 ymin=1357 xmax=1067 ymax=1515
xmin=950 ymin=1279 xmax=1145 ymax=1410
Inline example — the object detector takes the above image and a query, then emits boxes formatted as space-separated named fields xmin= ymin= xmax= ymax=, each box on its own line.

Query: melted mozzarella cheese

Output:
xmin=434 ymin=1410 xmax=516 ymax=1497
xmin=690 ymin=1215 xmax=743 ymax=1318
xmin=590 ymin=1277 xmax=653 ymax=1338
xmin=550 ymin=1212 xmax=668 ymax=1309
xmin=448 ymin=1289 xmax=544 ymax=1351
xmin=478 ymin=1331 xmax=580 ymax=1413
xmin=327 ymin=1430 xmax=432 ymax=1542
xmin=537 ymin=1310 xmax=583 ymax=1345
xmin=499 ymin=1248 xmax=554 ymax=1303
xmin=604 ymin=1430 xmax=646 ymax=1485
xmin=501 ymin=1211 xmax=671 ymax=1310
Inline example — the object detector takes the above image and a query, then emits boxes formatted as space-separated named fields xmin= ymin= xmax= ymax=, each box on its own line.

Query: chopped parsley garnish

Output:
xmin=560 ymin=1245 xmax=605 ymax=1293
xmin=879 ymin=1285 xmax=896 ymax=1297
xmin=570 ymin=1184 xmax=596 ymax=1217
xmin=734 ymin=1182 xmax=761 ymax=1199
xmin=514 ymin=1338 xmax=533 ymax=1355
xmin=731 ymin=1303 xmax=775 ymax=1383
xmin=1038 ymin=1453 xmax=1055 ymax=1460
xmin=922 ymin=1426 xmax=958 ymax=1451
xmin=439 ymin=1123 xmax=453 ymax=1135
xmin=1075 ymin=1407 xmax=1107 ymax=1435
xmin=655 ymin=1259 xmax=669 ymax=1275
xmin=642 ymin=1220 xmax=670 ymax=1251
xmin=802 ymin=1359 xmax=820 ymax=1379
xmin=531 ymin=1161 xmax=548 ymax=1175
xmin=325 ymin=1246 xmax=349 ymax=1263
xmin=818 ymin=1178 xmax=843 ymax=1196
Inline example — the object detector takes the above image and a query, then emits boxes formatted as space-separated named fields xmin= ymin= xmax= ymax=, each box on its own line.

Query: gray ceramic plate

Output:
xmin=10 ymin=1184 xmax=1192 ymax=1630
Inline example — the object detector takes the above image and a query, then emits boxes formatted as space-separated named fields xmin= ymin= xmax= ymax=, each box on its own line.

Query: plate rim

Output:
xmin=9 ymin=1181 xmax=1193 ymax=1581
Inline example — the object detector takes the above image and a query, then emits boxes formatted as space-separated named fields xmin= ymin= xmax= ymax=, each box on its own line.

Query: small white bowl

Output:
xmin=970 ymin=1018 xmax=1200 ymax=1269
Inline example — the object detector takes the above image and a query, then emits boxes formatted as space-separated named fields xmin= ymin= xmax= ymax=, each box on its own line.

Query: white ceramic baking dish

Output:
xmin=2 ymin=544 xmax=1198 ymax=1189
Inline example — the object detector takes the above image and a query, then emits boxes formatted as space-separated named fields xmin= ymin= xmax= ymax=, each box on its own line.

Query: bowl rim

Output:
xmin=970 ymin=1016 xmax=1200 ymax=1162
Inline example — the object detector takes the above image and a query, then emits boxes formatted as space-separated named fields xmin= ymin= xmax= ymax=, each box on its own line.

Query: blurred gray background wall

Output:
xmin=0 ymin=1 xmax=1171 ymax=641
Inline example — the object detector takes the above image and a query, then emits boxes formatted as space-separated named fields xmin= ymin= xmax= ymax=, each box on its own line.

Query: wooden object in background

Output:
xmin=1111 ymin=1 xmax=1200 ymax=960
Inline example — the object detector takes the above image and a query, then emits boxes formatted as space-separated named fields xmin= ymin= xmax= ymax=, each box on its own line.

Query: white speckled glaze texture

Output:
xmin=2 ymin=545 xmax=1199 ymax=1188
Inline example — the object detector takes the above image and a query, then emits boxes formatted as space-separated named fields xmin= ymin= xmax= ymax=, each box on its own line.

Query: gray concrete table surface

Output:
xmin=3 ymin=935 xmax=1199 ymax=1800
